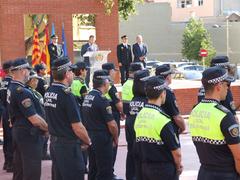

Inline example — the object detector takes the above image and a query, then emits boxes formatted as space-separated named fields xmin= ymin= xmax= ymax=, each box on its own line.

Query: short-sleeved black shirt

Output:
xmin=7 ymin=80 xmax=39 ymax=128
xmin=44 ymin=82 xmax=81 ymax=139
xmin=82 ymin=89 xmax=114 ymax=132
xmin=192 ymin=99 xmax=240 ymax=172
xmin=134 ymin=104 xmax=180 ymax=163
xmin=198 ymin=87 xmax=236 ymax=115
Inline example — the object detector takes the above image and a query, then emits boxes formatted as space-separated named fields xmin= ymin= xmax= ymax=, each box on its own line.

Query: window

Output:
xmin=198 ymin=0 xmax=203 ymax=6
xmin=177 ymin=0 xmax=192 ymax=8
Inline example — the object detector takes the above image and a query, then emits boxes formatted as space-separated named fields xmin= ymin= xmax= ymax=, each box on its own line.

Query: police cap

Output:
xmin=2 ymin=60 xmax=13 ymax=70
xmin=51 ymin=57 xmax=76 ymax=71
xmin=202 ymin=66 xmax=234 ymax=85
xmin=121 ymin=35 xmax=128 ymax=39
xmin=34 ymin=63 xmax=46 ymax=72
xmin=51 ymin=34 xmax=58 ymax=39
xmin=28 ymin=70 xmax=40 ymax=80
xmin=145 ymin=76 xmax=166 ymax=99
xmin=93 ymin=70 xmax=110 ymax=81
xmin=134 ymin=69 xmax=150 ymax=82
xmin=11 ymin=58 xmax=32 ymax=71
xmin=155 ymin=64 xmax=174 ymax=76
xmin=74 ymin=61 xmax=89 ymax=70
xmin=129 ymin=62 xmax=143 ymax=73
xmin=210 ymin=56 xmax=229 ymax=67
xmin=102 ymin=62 xmax=118 ymax=71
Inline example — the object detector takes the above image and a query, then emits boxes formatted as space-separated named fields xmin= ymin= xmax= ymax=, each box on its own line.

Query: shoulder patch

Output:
xmin=228 ymin=124 xmax=239 ymax=138
xmin=16 ymin=86 xmax=23 ymax=93
xmin=106 ymin=106 xmax=112 ymax=114
xmin=215 ymin=104 xmax=230 ymax=113
xmin=21 ymin=98 xmax=32 ymax=108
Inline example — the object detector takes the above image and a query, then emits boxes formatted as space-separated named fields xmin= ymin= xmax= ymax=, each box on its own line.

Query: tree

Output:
xmin=182 ymin=18 xmax=216 ymax=66
xmin=99 ymin=0 xmax=144 ymax=20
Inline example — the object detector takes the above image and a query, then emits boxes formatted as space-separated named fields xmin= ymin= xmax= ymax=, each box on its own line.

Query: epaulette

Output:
xmin=16 ymin=86 xmax=24 ymax=93
xmin=215 ymin=104 xmax=230 ymax=114
xmin=63 ymin=87 xmax=71 ymax=94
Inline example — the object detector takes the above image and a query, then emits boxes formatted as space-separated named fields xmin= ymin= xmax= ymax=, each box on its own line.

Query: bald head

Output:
xmin=136 ymin=35 xmax=143 ymax=44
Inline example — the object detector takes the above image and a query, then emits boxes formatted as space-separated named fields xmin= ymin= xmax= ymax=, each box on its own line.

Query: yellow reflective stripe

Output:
xmin=122 ymin=79 xmax=133 ymax=101
xmin=71 ymin=80 xmax=85 ymax=97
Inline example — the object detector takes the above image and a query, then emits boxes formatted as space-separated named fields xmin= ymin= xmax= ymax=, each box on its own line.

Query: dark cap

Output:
xmin=2 ymin=60 xmax=13 ymax=70
xmin=75 ymin=61 xmax=89 ymax=70
xmin=51 ymin=34 xmax=58 ymax=39
xmin=155 ymin=64 xmax=174 ymax=76
xmin=28 ymin=70 xmax=40 ymax=80
xmin=202 ymin=66 xmax=234 ymax=85
xmin=121 ymin=35 xmax=128 ymax=39
xmin=210 ymin=56 xmax=229 ymax=67
xmin=51 ymin=57 xmax=76 ymax=71
xmin=11 ymin=58 xmax=31 ymax=71
xmin=129 ymin=62 xmax=144 ymax=72
xmin=146 ymin=76 xmax=167 ymax=92
xmin=34 ymin=64 xmax=46 ymax=72
xmin=102 ymin=62 xmax=118 ymax=71
xmin=93 ymin=70 xmax=110 ymax=81
xmin=134 ymin=69 xmax=150 ymax=82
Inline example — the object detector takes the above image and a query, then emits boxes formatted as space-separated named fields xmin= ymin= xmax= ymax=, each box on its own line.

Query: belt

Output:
xmin=50 ymin=136 xmax=81 ymax=144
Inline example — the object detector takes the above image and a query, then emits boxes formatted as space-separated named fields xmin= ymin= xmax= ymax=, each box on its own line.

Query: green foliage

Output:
xmin=99 ymin=0 xmax=144 ymax=20
xmin=182 ymin=18 xmax=216 ymax=66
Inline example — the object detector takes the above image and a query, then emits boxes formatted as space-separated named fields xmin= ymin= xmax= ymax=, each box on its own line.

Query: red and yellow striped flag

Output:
xmin=32 ymin=26 xmax=41 ymax=66
xmin=41 ymin=24 xmax=50 ymax=73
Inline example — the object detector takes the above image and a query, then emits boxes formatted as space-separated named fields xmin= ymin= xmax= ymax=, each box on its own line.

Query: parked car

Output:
xmin=176 ymin=65 xmax=205 ymax=80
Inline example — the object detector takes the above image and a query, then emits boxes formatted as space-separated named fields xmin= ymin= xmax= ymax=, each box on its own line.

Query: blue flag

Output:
xmin=62 ymin=23 xmax=68 ymax=56
xmin=50 ymin=23 xmax=55 ymax=43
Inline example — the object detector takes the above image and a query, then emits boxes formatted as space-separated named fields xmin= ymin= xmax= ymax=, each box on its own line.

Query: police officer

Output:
xmin=198 ymin=56 xmax=238 ymax=122
xmin=134 ymin=76 xmax=183 ymax=180
xmin=26 ymin=71 xmax=50 ymax=160
xmin=71 ymin=61 xmax=89 ymax=173
xmin=102 ymin=62 xmax=124 ymax=180
xmin=7 ymin=58 xmax=48 ymax=180
xmin=155 ymin=64 xmax=186 ymax=137
xmin=125 ymin=69 xmax=149 ymax=180
xmin=122 ymin=62 xmax=144 ymax=116
xmin=0 ymin=60 xmax=13 ymax=172
xmin=189 ymin=66 xmax=240 ymax=180
xmin=71 ymin=61 xmax=88 ymax=106
xmin=34 ymin=63 xmax=48 ymax=97
xmin=82 ymin=70 xmax=119 ymax=180
xmin=44 ymin=57 xmax=91 ymax=180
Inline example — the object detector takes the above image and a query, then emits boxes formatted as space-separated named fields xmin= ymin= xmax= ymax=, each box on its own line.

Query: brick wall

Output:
xmin=174 ymin=86 xmax=240 ymax=115
xmin=0 ymin=0 xmax=119 ymax=67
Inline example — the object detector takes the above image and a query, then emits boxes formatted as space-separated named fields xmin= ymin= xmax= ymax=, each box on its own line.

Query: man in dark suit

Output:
xmin=132 ymin=35 xmax=148 ymax=67
xmin=117 ymin=35 xmax=132 ymax=85
xmin=48 ymin=35 xmax=64 ymax=67
xmin=81 ymin=35 xmax=99 ymax=87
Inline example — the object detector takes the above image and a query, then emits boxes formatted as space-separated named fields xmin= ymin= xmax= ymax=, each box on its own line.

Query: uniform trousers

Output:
xmin=50 ymin=137 xmax=85 ymax=180
xmin=141 ymin=162 xmax=178 ymax=180
xmin=12 ymin=126 xmax=44 ymax=180
xmin=120 ymin=65 xmax=129 ymax=85
xmin=88 ymin=131 xmax=113 ymax=180
xmin=198 ymin=166 xmax=240 ymax=180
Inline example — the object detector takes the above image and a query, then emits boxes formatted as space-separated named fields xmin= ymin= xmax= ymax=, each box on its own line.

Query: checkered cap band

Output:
xmin=57 ymin=62 xmax=72 ymax=71
xmin=153 ymin=83 xmax=167 ymax=90
xmin=159 ymin=69 xmax=172 ymax=75
xmin=207 ymin=72 xmax=228 ymax=84
xmin=192 ymin=136 xmax=226 ymax=145
xmin=136 ymin=136 xmax=164 ymax=145
xmin=12 ymin=63 xmax=30 ymax=70
xmin=95 ymin=75 xmax=110 ymax=79
xmin=214 ymin=62 xmax=229 ymax=67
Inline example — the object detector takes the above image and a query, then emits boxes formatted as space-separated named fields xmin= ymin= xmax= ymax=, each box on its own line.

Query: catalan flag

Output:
xmin=32 ymin=26 xmax=41 ymax=66
xmin=41 ymin=24 xmax=51 ymax=73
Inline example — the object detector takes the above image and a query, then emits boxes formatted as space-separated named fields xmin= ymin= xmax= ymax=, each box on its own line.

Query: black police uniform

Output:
xmin=8 ymin=80 xmax=44 ymax=180
xmin=45 ymin=82 xmax=85 ymax=180
xmin=134 ymin=104 xmax=180 ymax=180
xmin=0 ymin=74 xmax=13 ymax=171
xmin=126 ymin=96 xmax=147 ymax=180
xmin=198 ymin=87 xmax=236 ymax=115
xmin=161 ymin=86 xmax=181 ymax=136
xmin=82 ymin=88 xmax=114 ymax=180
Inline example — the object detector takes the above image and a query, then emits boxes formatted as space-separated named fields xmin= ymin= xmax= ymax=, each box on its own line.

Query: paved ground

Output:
xmin=0 ymin=129 xmax=200 ymax=180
